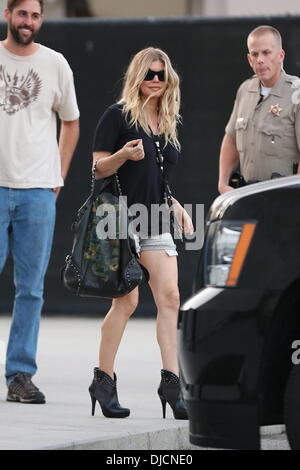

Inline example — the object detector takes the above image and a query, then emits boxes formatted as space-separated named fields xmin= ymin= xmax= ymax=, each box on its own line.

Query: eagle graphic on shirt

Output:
xmin=0 ymin=65 xmax=42 ymax=115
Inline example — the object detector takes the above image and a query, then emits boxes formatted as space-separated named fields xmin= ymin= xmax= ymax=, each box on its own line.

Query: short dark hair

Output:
xmin=7 ymin=0 xmax=44 ymax=14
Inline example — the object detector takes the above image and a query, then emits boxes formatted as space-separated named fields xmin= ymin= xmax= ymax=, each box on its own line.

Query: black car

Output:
xmin=178 ymin=175 xmax=300 ymax=450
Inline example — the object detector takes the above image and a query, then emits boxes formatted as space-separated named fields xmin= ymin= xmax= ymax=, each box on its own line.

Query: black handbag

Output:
xmin=62 ymin=163 xmax=148 ymax=299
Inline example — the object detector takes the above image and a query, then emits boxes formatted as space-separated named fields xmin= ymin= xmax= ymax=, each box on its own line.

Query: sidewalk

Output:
xmin=0 ymin=316 xmax=198 ymax=451
xmin=0 ymin=316 xmax=290 ymax=450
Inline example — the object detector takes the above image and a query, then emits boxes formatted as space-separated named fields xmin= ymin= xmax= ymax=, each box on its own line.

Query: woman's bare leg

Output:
xmin=99 ymin=287 xmax=139 ymax=379
xmin=139 ymin=250 xmax=180 ymax=375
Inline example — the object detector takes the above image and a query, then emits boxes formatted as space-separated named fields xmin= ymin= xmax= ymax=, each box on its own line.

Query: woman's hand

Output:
xmin=122 ymin=139 xmax=145 ymax=162
xmin=172 ymin=200 xmax=194 ymax=235
xmin=93 ymin=140 xmax=144 ymax=179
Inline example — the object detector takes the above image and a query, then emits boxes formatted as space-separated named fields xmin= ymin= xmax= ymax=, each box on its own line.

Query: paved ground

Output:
xmin=0 ymin=316 xmax=290 ymax=450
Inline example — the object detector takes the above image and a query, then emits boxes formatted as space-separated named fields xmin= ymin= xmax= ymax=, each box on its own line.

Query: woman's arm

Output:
xmin=171 ymin=197 xmax=194 ymax=235
xmin=93 ymin=140 xmax=144 ymax=179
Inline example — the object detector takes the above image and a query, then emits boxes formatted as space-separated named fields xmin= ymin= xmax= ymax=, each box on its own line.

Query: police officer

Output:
xmin=218 ymin=25 xmax=300 ymax=194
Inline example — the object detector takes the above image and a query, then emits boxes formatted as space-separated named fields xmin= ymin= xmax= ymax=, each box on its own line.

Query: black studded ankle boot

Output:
xmin=157 ymin=369 xmax=188 ymax=420
xmin=88 ymin=368 xmax=130 ymax=418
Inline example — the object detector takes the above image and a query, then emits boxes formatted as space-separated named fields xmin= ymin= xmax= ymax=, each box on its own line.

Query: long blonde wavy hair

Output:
xmin=119 ymin=47 xmax=181 ymax=150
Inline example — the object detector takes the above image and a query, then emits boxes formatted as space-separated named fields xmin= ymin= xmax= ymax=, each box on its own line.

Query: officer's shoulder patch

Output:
xmin=287 ymin=75 xmax=300 ymax=85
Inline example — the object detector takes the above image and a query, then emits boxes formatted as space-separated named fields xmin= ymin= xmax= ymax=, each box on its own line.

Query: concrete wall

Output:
xmin=89 ymin=0 xmax=187 ymax=18
xmin=198 ymin=0 xmax=300 ymax=16
xmin=0 ymin=0 xmax=65 ymax=18
xmin=228 ymin=0 xmax=300 ymax=16
xmin=0 ymin=0 xmax=187 ymax=19
xmin=3 ymin=0 xmax=300 ymax=19
xmin=44 ymin=0 xmax=65 ymax=19
xmin=87 ymin=0 xmax=300 ymax=18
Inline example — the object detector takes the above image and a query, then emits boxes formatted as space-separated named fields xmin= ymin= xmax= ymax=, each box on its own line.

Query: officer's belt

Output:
xmin=244 ymin=179 xmax=260 ymax=185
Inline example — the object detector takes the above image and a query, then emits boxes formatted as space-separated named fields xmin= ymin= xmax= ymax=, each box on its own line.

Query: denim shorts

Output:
xmin=133 ymin=232 xmax=178 ymax=257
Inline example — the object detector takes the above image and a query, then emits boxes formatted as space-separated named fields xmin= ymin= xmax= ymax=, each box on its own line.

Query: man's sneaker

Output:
xmin=7 ymin=372 xmax=46 ymax=404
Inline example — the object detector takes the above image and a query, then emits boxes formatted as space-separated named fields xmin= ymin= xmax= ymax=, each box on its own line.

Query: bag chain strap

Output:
xmin=91 ymin=161 xmax=98 ymax=196
xmin=152 ymin=134 xmax=183 ymax=241
xmin=114 ymin=171 xmax=123 ymax=196
xmin=92 ymin=160 xmax=122 ymax=196
xmin=152 ymin=135 xmax=173 ymax=207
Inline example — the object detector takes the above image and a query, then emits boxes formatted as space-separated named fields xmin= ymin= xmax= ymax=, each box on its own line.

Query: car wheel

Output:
xmin=284 ymin=365 xmax=300 ymax=450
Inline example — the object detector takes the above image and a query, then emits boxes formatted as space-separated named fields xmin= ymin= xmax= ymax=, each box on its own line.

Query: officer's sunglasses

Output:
xmin=144 ymin=69 xmax=165 ymax=82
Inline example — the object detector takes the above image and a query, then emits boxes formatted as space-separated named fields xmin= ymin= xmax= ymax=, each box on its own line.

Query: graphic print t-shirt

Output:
xmin=0 ymin=43 xmax=80 ymax=189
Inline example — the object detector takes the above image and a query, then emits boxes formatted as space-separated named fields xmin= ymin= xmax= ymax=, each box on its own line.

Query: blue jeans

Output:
xmin=0 ymin=188 xmax=56 ymax=384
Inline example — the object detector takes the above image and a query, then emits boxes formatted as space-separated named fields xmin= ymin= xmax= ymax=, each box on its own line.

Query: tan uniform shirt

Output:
xmin=226 ymin=71 xmax=300 ymax=182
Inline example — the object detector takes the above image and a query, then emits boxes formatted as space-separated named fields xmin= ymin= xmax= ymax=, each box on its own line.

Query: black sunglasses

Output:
xmin=144 ymin=69 xmax=165 ymax=82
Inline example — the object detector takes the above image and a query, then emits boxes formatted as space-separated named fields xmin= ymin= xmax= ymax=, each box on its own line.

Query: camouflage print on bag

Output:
xmin=83 ymin=195 xmax=121 ymax=283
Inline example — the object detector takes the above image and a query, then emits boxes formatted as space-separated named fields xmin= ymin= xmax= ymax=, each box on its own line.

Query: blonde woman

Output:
xmin=89 ymin=47 xmax=193 ymax=419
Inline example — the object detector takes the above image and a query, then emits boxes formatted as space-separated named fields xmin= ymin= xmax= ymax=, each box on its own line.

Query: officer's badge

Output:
xmin=269 ymin=104 xmax=282 ymax=117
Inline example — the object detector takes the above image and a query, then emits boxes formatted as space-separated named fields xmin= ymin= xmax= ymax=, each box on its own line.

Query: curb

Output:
xmin=40 ymin=423 xmax=200 ymax=451
xmin=39 ymin=424 xmax=289 ymax=451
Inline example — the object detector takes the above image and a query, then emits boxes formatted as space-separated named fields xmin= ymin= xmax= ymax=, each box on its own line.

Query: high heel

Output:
xmin=88 ymin=368 xmax=130 ymax=418
xmin=90 ymin=394 xmax=96 ymax=416
xmin=159 ymin=395 xmax=167 ymax=419
xmin=157 ymin=369 xmax=188 ymax=420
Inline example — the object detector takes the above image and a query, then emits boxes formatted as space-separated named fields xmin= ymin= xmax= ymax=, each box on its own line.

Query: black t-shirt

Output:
xmin=93 ymin=103 xmax=179 ymax=211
